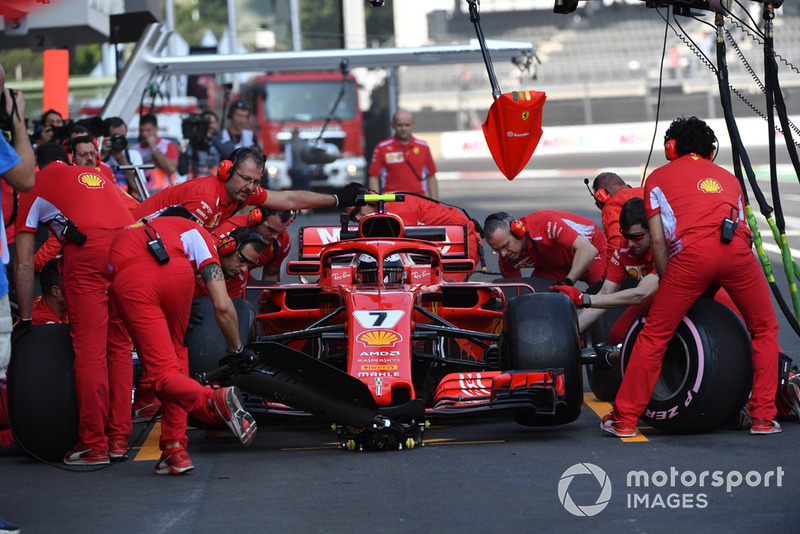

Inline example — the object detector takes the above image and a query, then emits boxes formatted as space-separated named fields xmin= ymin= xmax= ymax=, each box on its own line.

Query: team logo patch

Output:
xmin=413 ymin=147 xmax=419 ymax=155
xmin=358 ymin=330 xmax=401 ymax=347
xmin=78 ymin=172 xmax=104 ymax=188
xmin=522 ymin=111 xmax=529 ymax=121
xmin=386 ymin=151 xmax=404 ymax=163
xmin=697 ymin=178 xmax=722 ymax=193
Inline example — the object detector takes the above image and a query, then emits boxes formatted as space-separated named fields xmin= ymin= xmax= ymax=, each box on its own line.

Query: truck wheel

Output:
xmin=619 ymin=298 xmax=752 ymax=433
xmin=503 ymin=292 xmax=583 ymax=426
xmin=7 ymin=324 xmax=79 ymax=462
xmin=185 ymin=297 xmax=256 ymax=381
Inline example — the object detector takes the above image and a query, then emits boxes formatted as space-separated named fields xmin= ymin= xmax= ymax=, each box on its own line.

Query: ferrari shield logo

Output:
xmin=522 ymin=111 xmax=529 ymax=121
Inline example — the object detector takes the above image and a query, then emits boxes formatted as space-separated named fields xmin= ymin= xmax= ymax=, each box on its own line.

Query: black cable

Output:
xmin=642 ymin=7 xmax=671 ymax=182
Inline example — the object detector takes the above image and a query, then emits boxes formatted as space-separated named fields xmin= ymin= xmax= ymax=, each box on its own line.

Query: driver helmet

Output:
xmin=382 ymin=254 xmax=406 ymax=284
xmin=355 ymin=254 xmax=379 ymax=284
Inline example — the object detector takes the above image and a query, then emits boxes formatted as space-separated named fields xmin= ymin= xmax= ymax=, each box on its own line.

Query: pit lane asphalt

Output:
xmin=2 ymin=154 xmax=798 ymax=533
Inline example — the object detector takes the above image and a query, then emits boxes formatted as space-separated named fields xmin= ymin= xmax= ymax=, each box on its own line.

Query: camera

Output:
xmin=110 ymin=133 xmax=127 ymax=152
xmin=182 ymin=114 xmax=210 ymax=142
xmin=369 ymin=0 xmax=385 ymax=6
xmin=0 ymin=88 xmax=16 ymax=133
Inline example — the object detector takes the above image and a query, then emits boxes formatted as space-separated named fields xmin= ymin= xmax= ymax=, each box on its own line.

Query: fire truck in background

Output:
xmin=241 ymin=71 xmax=365 ymax=191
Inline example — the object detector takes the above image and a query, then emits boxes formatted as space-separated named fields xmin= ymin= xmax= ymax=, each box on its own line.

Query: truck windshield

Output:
xmin=263 ymin=80 xmax=357 ymax=122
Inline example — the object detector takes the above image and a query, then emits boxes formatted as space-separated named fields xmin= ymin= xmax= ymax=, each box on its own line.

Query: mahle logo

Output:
xmin=558 ymin=463 xmax=612 ymax=517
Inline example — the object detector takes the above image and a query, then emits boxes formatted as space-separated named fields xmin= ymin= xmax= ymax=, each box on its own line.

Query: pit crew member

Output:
xmin=484 ymin=210 xmax=606 ymax=285
xmin=591 ymin=171 xmax=643 ymax=264
xmin=602 ymin=116 xmax=781 ymax=437
xmin=196 ymin=226 xmax=264 ymax=299
xmin=15 ymin=144 xmax=134 ymax=465
xmin=109 ymin=206 xmax=257 ymax=475
xmin=212 ymin=207 xmax=292 ymax=283
xmin=134 ymin=147 xmax=363 ymax=231
xmin=31 ymin=258 xmax=68 ymax=325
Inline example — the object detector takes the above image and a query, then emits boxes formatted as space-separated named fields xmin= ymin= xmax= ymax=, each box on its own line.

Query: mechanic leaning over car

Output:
xmin=601 ymin=116 xmax=781 ymax=438
xmin=212 ymin=207 xmax=292 ymax=283
xmin=344 ymin=186 xmax=481 ymax=280
xmin=197 ymin=226 xmax=264 ymax=299
xmin=484 ymin=210 xmax=606 ymax=286
xmin=590 ymin=171 xmax=644 ymax=267
xmin=15 ymin=143 xmax=134 ymax=465
xmin=108 ymin=206 xmax=257 ymax=475
xmin=133 ymin=147 xmax=364 ymax=231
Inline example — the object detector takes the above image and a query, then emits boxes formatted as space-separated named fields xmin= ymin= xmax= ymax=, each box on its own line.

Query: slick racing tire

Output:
xmin=619 ymin=298 xmax=752 ymax=433
xmin=186 ymin=297 xmax=256 ymax=381
xmin=7 ymin=324 xmax=79 ymax=462
xmin=491 ymin=277 xmax=557 ymax=304
xmin=503 ymin=292 xmax=583 ymax=426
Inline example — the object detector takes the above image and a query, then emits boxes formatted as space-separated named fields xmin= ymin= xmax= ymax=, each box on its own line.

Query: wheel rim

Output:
xmin=651 ymin=332 xmax=691 ymax=402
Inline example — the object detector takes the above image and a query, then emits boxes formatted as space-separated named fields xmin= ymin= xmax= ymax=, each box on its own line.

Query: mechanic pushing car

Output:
xmin=134 ymin=147 xmax=364 ymax=231
xmin=109 ymin=206 xmax=257 ymax=475
xmin=602 ymin=116 xmax=781 ymax=437
xmin=484 ymin=210 xmax=606 ymax=285
xmin=15 ymin=144 xmax=134 ymax=465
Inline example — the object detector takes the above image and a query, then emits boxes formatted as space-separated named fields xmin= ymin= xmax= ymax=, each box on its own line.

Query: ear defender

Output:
xmin=217 ymin=234 xmax=238 ymax=256
xmin=664 ymin=139 xmax=679 ymax=161
xmin=217 ymin=147 xmax=246 ymax=181
xmin=247 ymin=208 xmax=264 ymax=226
xmin=487 ymin=213 xmax=527 ymax=239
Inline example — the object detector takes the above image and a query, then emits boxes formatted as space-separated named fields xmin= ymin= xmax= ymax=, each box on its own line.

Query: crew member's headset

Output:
xmin=664 ymin=136 xmax=718 ymax=161
xmin=217 ymin=227 xmax=264 ymax=257
xmin=64 ymin=135 xmax=101 ymax=167
xmin=583 ymin=178 xmax=612 ymax=209
xmin=217 ymin=147 xmax=248 ymax=181
xmin=486 ymin=212 xmax=527 ymax=239
xmin=246 ymin=207 xmax=297 ymax=227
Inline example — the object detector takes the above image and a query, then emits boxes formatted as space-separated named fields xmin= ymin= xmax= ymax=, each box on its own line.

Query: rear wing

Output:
xmin=297 ymin=225 xmax=469 ymax=261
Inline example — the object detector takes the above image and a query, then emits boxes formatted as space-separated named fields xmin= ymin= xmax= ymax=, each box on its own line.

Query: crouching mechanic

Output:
xmin=484 ymin=210 xmax=606 ymax=286
xmin=600 ymin=116 xmax=780 ymax=438
xmin=197 ymin=227 xmax=264 ymax=299
xmin=212 ymin=207 xmax=292 ymax=283
xmin=344 ymin=187 xmax=482 ymax=280
xmin=109 ymin=206 xmax=257 ymax=475
xmin=32 ymin=258 xmax=68 ymax=324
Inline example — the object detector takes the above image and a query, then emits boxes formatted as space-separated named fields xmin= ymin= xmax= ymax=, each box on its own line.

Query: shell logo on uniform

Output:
xmin=386 ymin=151 xmax=404 ymax=163
xmin=697 ymin=178 xmax=722 ymax=193
xmin=78 ymin=172 xmax=104 ymax=188
xmin=358 ymin=330 xmax=401 ymax=347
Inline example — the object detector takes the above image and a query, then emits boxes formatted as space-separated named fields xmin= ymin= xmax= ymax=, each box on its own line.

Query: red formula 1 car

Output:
xmin=191 ymin=195 xmax=584 ymax=450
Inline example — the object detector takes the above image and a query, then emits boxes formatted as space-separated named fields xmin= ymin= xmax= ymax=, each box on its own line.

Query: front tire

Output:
xmin=619 ymin=298 xmax=752 ymax=433
xmin=503 ymin=292 xmax=583 ymax=426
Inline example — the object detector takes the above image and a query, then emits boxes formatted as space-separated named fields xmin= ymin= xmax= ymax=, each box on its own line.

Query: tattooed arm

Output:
xmin=202 ymin=262 xmax=243 ymax=353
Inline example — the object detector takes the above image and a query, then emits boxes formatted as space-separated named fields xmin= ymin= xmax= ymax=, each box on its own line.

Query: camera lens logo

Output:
xmin=558 ymin=463 xmax=612 ymax=517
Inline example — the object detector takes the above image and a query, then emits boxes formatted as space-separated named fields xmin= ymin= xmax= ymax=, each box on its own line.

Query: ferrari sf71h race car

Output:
xmin=187 ymin=194 xmax=585 ymax=450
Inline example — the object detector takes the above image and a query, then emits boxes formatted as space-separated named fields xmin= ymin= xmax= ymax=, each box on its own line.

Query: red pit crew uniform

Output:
xmin=613 ymin=154 xmax=779 ymax=427
xmin=601 ymin=186 xmax=644 ymax=266
xmin=498 ymin=210 xmax=607 ymax=284
xmin=368 ymin=136 xmax=436 ymax=196
xmin=213 ymin=213 xmax=292 ymax=275
xmin=110 ymin=217 xmax=231 ymax=450
xmin=16 ymin=163 xmax=134 ymax=453
xmin=134 ymin=174 xmax=270 ymax=231
xmin=31 ymin=294 xmax=68 ymax=325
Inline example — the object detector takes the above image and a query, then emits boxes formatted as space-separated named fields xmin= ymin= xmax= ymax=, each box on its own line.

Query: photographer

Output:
xmin=181 ymin=111 xmax=226 ymax=178
xmin=32 ymin=109 xmax=64 ymax=147
xmin=102 ymin=116 xmax=144 ymax=198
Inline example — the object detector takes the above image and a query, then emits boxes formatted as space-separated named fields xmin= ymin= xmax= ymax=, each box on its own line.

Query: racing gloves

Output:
xmin=549 ymin=284 xmax=591 ymax=308
xmin=337 ymin=182 xmax=368 ymax=208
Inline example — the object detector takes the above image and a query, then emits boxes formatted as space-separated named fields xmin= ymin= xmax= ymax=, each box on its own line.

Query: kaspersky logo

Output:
xmin=78 ymin=172 xmax=104 ymax=188
xmin=697 ymin=178 xmax=722 ymax=193
xmin=357 ymin=330 xmax=401 ymax=347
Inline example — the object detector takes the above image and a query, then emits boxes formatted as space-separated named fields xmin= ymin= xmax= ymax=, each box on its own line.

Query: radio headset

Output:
xmin=584 ymin=178 xmax=611 ymax=209
xmin=485 ymin=212 xmax=527 ymax=239
xmin=143 ymin=221 xmax=170 ymax=265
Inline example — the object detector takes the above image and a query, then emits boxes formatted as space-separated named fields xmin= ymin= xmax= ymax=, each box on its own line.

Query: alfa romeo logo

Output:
xmin=558 ymin=463 xmax=612 ymax=517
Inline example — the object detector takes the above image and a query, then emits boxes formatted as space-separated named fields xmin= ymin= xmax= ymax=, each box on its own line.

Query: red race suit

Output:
xmin=613 ymin=154 xmax=779 ymax=427
xmin=109 ymin=216 xmax=230 ymax=450
xmin=133 ymin=174 xmax=269 ymax=231
xmin=600 ymin=186 xmax=644 ymax=266
xmin=17 ymin=162 xmax=134 ymax=452
xmin=498 ymin=210 xmax=607 ymax=284
xmin=368 ymin=136 xmax=436 ymax=196
xmin=31 ymin=295 xmax=68 ymax=325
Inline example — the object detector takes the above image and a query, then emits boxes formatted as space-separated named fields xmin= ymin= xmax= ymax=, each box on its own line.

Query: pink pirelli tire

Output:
xmin=619 ymin=298 xmax=752 ymax=433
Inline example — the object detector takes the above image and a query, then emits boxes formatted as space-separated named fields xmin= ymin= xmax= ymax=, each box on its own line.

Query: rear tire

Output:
xmin=503 ymin=292 xmax=583 ymax=426
xmin=620 ymin=298 xmax=752 ymax=433
xmin=7 ymin=324 xmax=79 ymax=462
